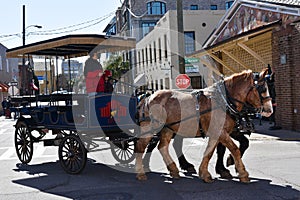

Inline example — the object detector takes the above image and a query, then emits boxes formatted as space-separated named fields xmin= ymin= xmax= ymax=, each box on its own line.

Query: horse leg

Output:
xmin=199 ymin=138 xmax=218 ymax=183
xmin=219 ymin=133 xmax=249 ymax=183
xmin=173 ymin=135 xmax=196 ymax=174
xmin=158 ymin=130 xmax=180 ymax=179
xmin=143 ymin=137 xmax=159 ymax=171
xmin=135 ymin=136 xmax=153 ymax=181
xmin=226 ymin=132 xmax=249 ymax=167
xmin=215 ymin=142 xmax=233 ymax=179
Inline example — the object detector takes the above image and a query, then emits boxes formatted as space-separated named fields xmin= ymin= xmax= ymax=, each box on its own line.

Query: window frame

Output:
xmin=147 ymin=1 xmax=166 ymax=15
xmin=190 ymin=5 xmax=198 ymax=10
xmin=226 ymin=1 xmax=234 ymax=10
xmin=210 ymin=5 xmax=218 ymax=10
xmin=184 ymin=31 xmax=195 ymax=55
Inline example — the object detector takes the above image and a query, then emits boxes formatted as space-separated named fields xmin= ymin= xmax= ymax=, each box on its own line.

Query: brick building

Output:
xmin=190 ymin=0 xmax=300 ymax=131
xmin=272 ymin=19 xmax=300 ymax=131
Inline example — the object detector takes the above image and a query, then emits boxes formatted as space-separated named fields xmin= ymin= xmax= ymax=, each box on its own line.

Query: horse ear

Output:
xmin=267 ymin=64 xmax=272 ymax=75
xmin=260 ymin=68 xmax=269 ymax=80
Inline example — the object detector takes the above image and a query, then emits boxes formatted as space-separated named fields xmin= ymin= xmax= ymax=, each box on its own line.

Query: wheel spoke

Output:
xmin=59 ymin=135 xmax=86 ymax=174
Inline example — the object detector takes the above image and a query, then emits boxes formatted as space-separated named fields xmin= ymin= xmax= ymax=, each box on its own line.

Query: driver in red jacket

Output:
xmin=84 ymin=52 xmax=103 ymax=93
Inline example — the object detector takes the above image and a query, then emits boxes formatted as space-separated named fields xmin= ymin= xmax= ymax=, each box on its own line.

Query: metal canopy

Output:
xmin=6 ymin=34 xmax=136 ymax=58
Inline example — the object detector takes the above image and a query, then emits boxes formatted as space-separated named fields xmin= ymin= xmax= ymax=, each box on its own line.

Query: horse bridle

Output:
xmin=220 ymin=74 xmax=271 ymax=118
xmin=253 ymin=78 xmax=272 ymax=104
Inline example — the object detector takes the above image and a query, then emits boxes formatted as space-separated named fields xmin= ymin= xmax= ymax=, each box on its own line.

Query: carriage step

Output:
xmin=44 ymin=139 xmax=61 ymax=146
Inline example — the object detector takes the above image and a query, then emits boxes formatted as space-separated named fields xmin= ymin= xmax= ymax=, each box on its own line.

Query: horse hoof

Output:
xmin=186 ymin=167 xmax=197 ymax=174
xmin=202 ymin=176 xmax=214 ymax=183
xmin=200 ymin=173 xmax=214 ymax=183
xmin=219 ymin=171 xmax=233 ymax=179
xmin=170 ymin=171 xmax=180 ymax=179
xmin=240 ymin=176 xmax=250 ymax=183
xmin=136 ymin=173 xmax=148 ymax=181
xmin=226 ymin=155 xmax=235 ymax=167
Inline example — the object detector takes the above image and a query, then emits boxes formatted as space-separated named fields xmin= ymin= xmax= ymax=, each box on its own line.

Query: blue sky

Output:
xmin=0 ymin=0 xmax=122 ymax=49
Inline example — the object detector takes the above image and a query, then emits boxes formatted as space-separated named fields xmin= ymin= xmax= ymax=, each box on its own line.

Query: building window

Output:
xmin=142 ymin=49 xmax=145 ymax=65
xmin=164 ymin=34 xmax=168 ymax=59
xmin=0 ymin=56 xmax=2 ymax=70
xmin=153 ymin=41 xmax=157 ymax=63
xmin=6 ymin=59 xmax=9 ymax=73
xmin=145 ymin=47 xmax=148 ymax=65
xmin=142 ymin=22 xmax=156 ymax=37
xmin=149 ymin=44 xmax=152 ymax=64
xmin=158 ymin=38 xmax=162 ymax=61
xmin=107 ymin=25 xmax=116 ymax=35
xmin=184 ymin=32 xmax=195 ymax=54
xmin=147 ymin=1 xmax=166 ymax=15
xmin=226 ymin=1 xmax=234 ymax=10
xmin=190 ymin=5 xmax=198 ymax=10
xmin=210 ymin=5 xmax=217 ymax=10
xmin=138 ymin=51 xmax=141 ymax=66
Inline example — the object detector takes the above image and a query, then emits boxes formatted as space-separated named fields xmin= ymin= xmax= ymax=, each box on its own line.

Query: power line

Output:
xmin=32 ymin=11 xmax=114 ymax=34
xmin=0 ymin=11 xmax=114 ymax=39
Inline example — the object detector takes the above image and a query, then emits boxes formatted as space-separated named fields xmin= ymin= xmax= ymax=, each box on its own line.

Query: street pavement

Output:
xmin=0 ymin=116 xmax=299 ymax=200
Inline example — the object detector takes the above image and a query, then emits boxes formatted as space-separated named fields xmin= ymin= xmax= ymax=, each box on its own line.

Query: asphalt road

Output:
xmin=0 ymin=116 xmax=299 ymax=200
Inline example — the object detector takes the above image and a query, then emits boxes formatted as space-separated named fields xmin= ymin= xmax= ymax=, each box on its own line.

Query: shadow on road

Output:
xmin=12 ymin=159 xmax=300 ymax=200
xmin=253 ymin=119 xmax=300 ymax=142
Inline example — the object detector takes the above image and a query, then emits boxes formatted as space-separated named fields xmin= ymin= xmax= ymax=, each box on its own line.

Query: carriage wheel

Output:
xmin=58 ymin=134 xmax=87 ymax=174
xmin=111 ymin=139 xmax=135 ymax=164
xmin=15 ymin=121 xmax=33 ymax=164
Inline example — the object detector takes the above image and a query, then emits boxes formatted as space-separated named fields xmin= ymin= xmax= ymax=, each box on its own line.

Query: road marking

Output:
xmin=0 ymin=146 xmax=57 ymax=161
xmin=0 ymin=147 xmax=15 ymax=160
xmin=0 ymin=128 xmax=8 ymax=134
xmin=34 ymin=145 xmax=46 ymax=157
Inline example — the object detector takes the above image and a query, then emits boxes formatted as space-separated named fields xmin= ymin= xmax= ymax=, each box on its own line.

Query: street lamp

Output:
xmin=22 ymin=25 xmax=42 ymax=46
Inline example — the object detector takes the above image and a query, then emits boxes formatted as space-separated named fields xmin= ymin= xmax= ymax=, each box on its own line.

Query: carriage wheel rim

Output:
xmin=15 ymin=122 xmax=33 ymax=164
xmin=111 ymin=141 xmax=135 ymax=163
xmin=59 ymin=135 xmax=86 ymax=174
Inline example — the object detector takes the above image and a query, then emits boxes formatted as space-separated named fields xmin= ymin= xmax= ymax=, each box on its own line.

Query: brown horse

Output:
xmin=135 ymin=68 xmax=273 ymax=183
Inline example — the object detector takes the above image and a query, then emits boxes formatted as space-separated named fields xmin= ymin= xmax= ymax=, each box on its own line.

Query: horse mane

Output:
xmin=224 ymin=69 xmax=253 ymax=89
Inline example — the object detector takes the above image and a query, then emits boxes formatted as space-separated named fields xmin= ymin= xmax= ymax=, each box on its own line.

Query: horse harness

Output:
xmin=137 ymin=76 xmax=270 ymax=137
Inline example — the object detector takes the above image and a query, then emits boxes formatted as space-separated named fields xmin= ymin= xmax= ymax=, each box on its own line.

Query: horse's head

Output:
xmin=224 ymin=69 xmax=273 ymax=117
xmin=245 ymin=68 xmax=273 ymax=117
xmin=136 ymin=93 xmax=151 ymax=122
xmin=252 ymin=68 xmax=273 ymax=117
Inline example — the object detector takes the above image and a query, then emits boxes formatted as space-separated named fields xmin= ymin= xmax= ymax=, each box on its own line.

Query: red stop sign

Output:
xmin=175 ymin=74 xmax=191 ymax=89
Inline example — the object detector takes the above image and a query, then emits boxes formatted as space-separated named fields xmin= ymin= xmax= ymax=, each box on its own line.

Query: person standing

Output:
xmin=1 ymin=97 xmax=7 ymax=117
xmin=103 ymin=70 xmax=113 ymax=93
xmin=84 ymin=52 xmax=103 ymax=93
xmin=1 ymin=97 xmax=11 ymax=119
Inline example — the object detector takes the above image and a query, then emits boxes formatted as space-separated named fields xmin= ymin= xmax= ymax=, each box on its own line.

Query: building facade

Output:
xmin=115 ymin=0 xmax=229 ymax=41
xmin=0 ymin=43 xmax=19 ymax=101
xmin=190 ymin=0 xmax=300 ymax=131
xmin=136 ymin=10 xmax=225 ymax=89
xmin=61 ymin=60 xmax=83 ymax=81
xmin=33 ymin=61 xmax=56 ymax=94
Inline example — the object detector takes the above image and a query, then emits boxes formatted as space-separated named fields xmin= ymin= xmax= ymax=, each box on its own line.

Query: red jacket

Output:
xmin=85 ymin=70 xmax=104 ymax=93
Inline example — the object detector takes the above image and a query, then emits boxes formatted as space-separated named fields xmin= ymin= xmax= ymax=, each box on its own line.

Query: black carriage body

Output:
xmin=7 ymin=34 xmax=138 ymax=173
xmin=13 ymin=93 xmax=137 ymax=137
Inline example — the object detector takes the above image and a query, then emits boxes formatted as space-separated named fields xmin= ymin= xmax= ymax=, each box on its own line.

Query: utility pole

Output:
xmin=21 ymin=5 xmax=26 ymax=95
xmin=177 ymin=0 xmax=185 ymax=74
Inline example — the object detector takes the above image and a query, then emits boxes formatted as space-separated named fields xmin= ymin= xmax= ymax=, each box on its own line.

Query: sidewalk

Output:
xmin=251 ymin=119 xmax=300 ymax=141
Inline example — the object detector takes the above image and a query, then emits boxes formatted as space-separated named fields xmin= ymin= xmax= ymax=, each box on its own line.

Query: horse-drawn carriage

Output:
xmin=6 ymin=34 xmax=138 ymax=174
xmin=7 ymin=34 xmax=274 ymax=183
